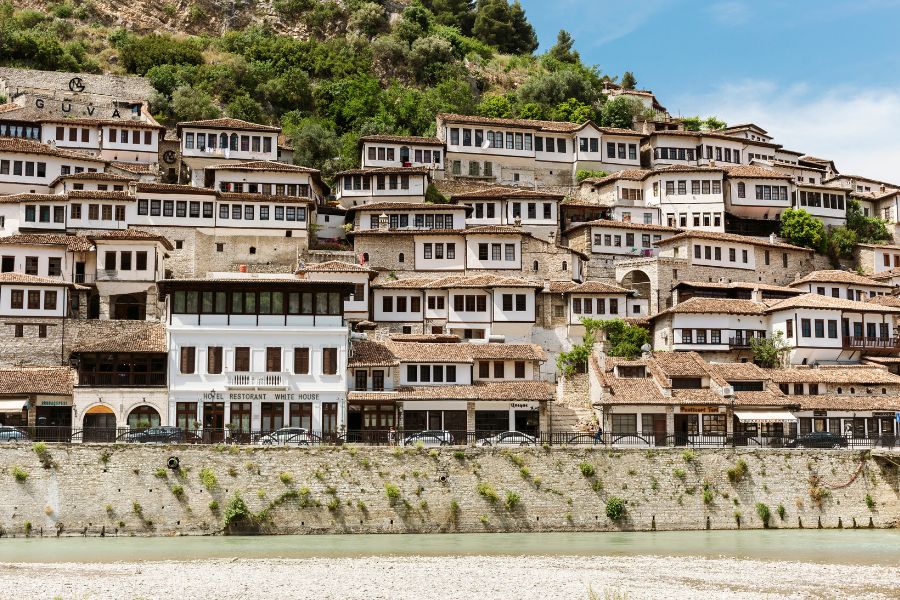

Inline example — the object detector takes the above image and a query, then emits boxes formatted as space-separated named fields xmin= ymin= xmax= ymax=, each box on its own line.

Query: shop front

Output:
xmin=473 ymin=401 xmax=540 ymax=436
xmin=0 ymin=398 xmax=27 ymax=428
xmin=795 ymin=409 xmax=898 ymax=440
xmin=347 ymin=399 xmax=396 ymax=444
xmin=732 ymin=410 xmax=798 ymax=446
xmin=400 ymin=400 xmax=467 ymax=441
xmin=29 ymin=397 xmax=73 ymax=441
xmin=674 ymin=405 xmax=727 ymax=444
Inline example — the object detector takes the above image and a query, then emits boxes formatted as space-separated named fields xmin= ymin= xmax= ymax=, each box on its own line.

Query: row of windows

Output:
xmin=593 ymin=232 xmax=662 ymax=249
xmin=140 ymin=199 xmax=212 ymax=219
xmin=799 ymin=191 xmax=845 ymax=210
xmin=24 ymin=204 xmax=65 ymax=224
xmin=477 ymin=243 xmax=516 ymax=262
xmin=369 ymin=214 xmax=455 ymax=230
xmin=478 ymin=360 xmax=527 ymax=379
xmin=654 ymin=147 xmax=696 ymax=161
xmin=678 ymin=329 xmax=765 ymax=344
xmin=454 ymin=294 xmax=488 ymax=312
xmin=171 ymin=290 xmax=343 ymax=316
xmin=621 ymin=188 xmax=642 ymax=201
xmin=578 ymin=137 xmax=599 ymax=153
xmin=175 ymin=401 xmax=339 ymax=433
xmin=137 ymin=199 xmax=306 ymax=222
xmin=572 ymin=297 xmax=619 ymax=315
xmin=787 ymin=318 xmax=888 ymax=339
xmin=813 ymin=287 xmax=880 ymax=301
xmin=219 ymin=182 xmax=310 ymax=197
xmin=694 ymin=244 xmax=749 ymax=263
xmin=219 ymin=203 xmax=307 ymax=222
xmin=10 ymin=323 xmax=50 ymax=338
xmin=619 ymin=211 xmax=654 ymax=224
xmin=605 ymin=142 xmax=638 ymax=160
xmin=882 ymin=252 xmax=900 ymax=268
xmin=0 ymin=159 xmax=47 ymax=178
xmin=511 ymin=202 xmax=553 ymax=220
xmin=184 ymin=132 xmax=274 ymax=153
xmin=406 ymin=364 xmax=458 ymax=383
xmin=451 ymin=160 xmax=494 ymax=177
xmin=381 ymin=295 xmax=422 ymax=313
xmin=107 ymin=128 xmax=154 ymax=146
xmin=739 ymin=184 xmax=789 ymax=201
xmin=55 ymin=127 xmax=90 ymax=143
xmin=501 ymin=293 xmax=528 ymax=312
xmin=366 ymin=146 xmax=442 ymax=164
xmin=0 ymin=124 xmax=40 ymax=139
xmin=102 ymin=250 xmax=150 ymax=272
xmin=422 ymin=242 xmax=455 ymax=260
xmin=668 ymin=212 xmax=723 ymax=228
xmin=60 ymin=165 xmax=98 ymax=176
xmin=71 ymin=203 xmax=126 ymax=221
xmin=343 ymin=174 xmax=411 ymax=191
xmin=3 ymin=256 xmax=62 ymax=277
xmin=9 ymin=289 xmax=58 ymax=310
xmin=180 ymin=346 xmax=338 ymax=375
xmin=663 ymin=179 xmax=722 ymax=195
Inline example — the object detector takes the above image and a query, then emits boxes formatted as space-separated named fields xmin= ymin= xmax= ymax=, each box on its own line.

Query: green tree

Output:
xmin=551 ymin=98 xmax=595 ymax=123
xmin=680 ymin=116 xmax=702 ymax=131
xmin=349 ymin=2 xmax=388 ymax=37
xmin=780 ymin=208 xmax=825 ymax=250
xmin=750 ymin=331 xmax=792 ymax=368
xmin=517 ymin=68 xmax=599 ymax=107
xmin=477 ymin=94 xmax=514 ymax=118
xmin=395 ymin=4 xmax=432 ymax=45
xmin=547 ymin=29 xmax=579 ymax=64
xmin=281 ymin=114 xmax=341 ymax=173
xmin=703 ymin=116 xmax=727 ymax=130
xmin=423 ymin=0 xmax=476 ymax=34
xmin=583 ymin=318 xmax=650 ymax=359
xmin=226 ymin=93 xmax=266 ymax=124
xmin=409 ymin=35 xmax=456 ymax=84
xmin=620 ymin=71 xmax=637 ymax=90
xmin=256 ymin=67 xmax=314 ymax=117
xmin=516 ymin=102 xmax=545 ymax=119
xmin=600 ymin=96 xmax=644 ymax=129
xmin=171 ymin=85 xmax=221 ymax=121
xmin=118 ymin=33 xmax=203 ymax=76
xmin=473 ymin=0 xmax=537 ymax=54
xmin=576 ymin=169 xmax=608 ymax=182
xmin=846 ymin=198 xmax=890 ymax=243
xmin=822 ymin=226 xmax=857 ymax=262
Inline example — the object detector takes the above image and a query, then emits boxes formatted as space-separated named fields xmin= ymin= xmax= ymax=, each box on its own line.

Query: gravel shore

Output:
xmin=1 ymin=554 xmax=896 ymax=600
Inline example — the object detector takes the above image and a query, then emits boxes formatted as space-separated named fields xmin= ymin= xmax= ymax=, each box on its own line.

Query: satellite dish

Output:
xmin=481 ymin=139 xmax=491 ymax=149
xmin=640 ymin=343 xmax=652 ymax=353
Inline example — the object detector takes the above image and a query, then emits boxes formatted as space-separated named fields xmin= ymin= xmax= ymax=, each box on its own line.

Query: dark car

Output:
xmin=789 ymin=431 xmax=848 ymax=449
xmin=119 ymin=426 xmax=187 ymax=444
xmin=0 ymin=426 xmax=27 ymax=444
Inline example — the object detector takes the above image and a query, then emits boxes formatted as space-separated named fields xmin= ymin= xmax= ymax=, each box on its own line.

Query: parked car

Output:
xmin=256 ymin=427 xmax=317 ymax=446
xmin=401 ymin=430 xmax=454 ymax=447
xmin=118 ymin=426 xmax=188 ymax=444
xmin=479 ymin=431 xmax=537 ymax=447
xmin=788 ymin=431 xmax=848 ymax=449
xmin=0 ymin=426 xmax=27 ymax=443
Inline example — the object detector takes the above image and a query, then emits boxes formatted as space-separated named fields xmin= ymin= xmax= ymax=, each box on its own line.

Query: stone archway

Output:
xmin=83 ymin=405 xmax=117 ymax=442
xmin=127 ymin=405 xmax=160 ymax=429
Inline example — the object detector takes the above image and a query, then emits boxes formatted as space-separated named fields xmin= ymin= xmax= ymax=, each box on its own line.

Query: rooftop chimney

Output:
xmin=239 ymin=264 xmax=248 ymax=273
xmin=378 ymin=213 xmax=389 ymax=230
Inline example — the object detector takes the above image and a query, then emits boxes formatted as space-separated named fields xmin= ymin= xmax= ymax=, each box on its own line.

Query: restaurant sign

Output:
xmin=679 ymin=405 xmax=720 ymax=414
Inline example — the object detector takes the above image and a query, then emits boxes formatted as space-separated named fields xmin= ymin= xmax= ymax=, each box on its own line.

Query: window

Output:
xmin=814 ymin=319 xmax=825 ymax=338
xmin=737 ymin=182 xmax=745 ymax=198
xmin=493 ymin=361 xmax=505 ymax=378
xmin=25 ymin=256 xmax=38 ymax=275
xmin=180 ymin=347 xmax=196 ymax=374
xmin=207 ymin=347 xmax=223 ymax=374
xmin=322 ymin=348 xmax=338 ymax=375
xmin=234 ymin=347 xmax=250 ymax=372
xmin=827 ymin=320 xmax=838 ymax=339
xmin=786 ymin=319 xmax=794 ymax=338
xmin=48 ymin=257 xmax=62 ymax=277
xmin=801 ymin=319 xmax=811 ymax=338
xmin=294 ymin=348 xmax=310 ymax=374
xmin=10 ymin=290 xmax=23 ymax=309
xmin=266 ymin=347 xmax=281 ymax=372
xmin=120 ymin=252 xmax=132 ymax=271
xmin=43 ymin=290 xmax=57 ymax=310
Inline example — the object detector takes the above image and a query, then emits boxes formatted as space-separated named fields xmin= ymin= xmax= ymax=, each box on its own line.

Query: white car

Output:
xmin=401 ymin=430 xmax=454 ymax=447
xmin=256 ymin=427 xmax=317 ymax=446
xmin=479 ymin=431 xmax=537 ymax=447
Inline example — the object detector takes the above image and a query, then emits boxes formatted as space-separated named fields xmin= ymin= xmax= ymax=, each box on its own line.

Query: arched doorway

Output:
xmin=83 ymin=405 xmax=117 ymax=442
xmin=127 ymin=405 xmax=160 ymax=430
xmin=112 ymin=293 xmax=147 ymax=320
xmin=619 ymin=269 xmax=653 ymax=314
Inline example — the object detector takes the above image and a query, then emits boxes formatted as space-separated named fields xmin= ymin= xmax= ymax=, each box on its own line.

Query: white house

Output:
xmin=0 ymin=137 xmax=106 ymax=194
xmin=177 ymin=118 xmax=281 ymax=187
xmin=335 ymin=167 xmax=430 ymax=207
xmin=359 ymin=134 xmax=444 ymax=175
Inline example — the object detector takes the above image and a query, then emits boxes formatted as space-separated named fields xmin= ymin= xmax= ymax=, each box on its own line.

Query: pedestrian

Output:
xmin=388 ymin=426 xmax=397 ymax=446
xmin=594 ymin=424 xmax=603 ymax=443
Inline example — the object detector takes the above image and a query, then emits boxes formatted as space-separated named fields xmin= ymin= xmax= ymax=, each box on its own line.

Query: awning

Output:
xmin=734 ymin=410 xmax=797 ymax=423
xmin=85 ymin=405 xmax=114 ymax=415
xmin=0 ymin=399 xmax=26 ymax=413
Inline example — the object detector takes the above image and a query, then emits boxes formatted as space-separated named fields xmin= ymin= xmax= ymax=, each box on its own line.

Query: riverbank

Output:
xmin=0 ymin=445 xmax=896 ymax=536
xmin=1 ymin=553 xmax=897 ymax=599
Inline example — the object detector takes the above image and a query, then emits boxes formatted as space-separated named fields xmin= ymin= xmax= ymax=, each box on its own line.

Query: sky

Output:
xmin=518 ymin=0 xmax=900 ymax=182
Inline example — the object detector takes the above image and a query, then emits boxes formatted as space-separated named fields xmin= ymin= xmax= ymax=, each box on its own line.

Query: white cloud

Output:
xmin=708 ymin=1 xmax=751 ymax=25
xmin=582 ymin=0 xmax=673 ymax=45
xmin=670 ymin=80 xmax=900 ymax=182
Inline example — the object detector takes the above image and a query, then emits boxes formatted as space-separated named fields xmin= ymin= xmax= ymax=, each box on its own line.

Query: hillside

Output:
xmin=0 ymin=0 xmax=651 ymax=179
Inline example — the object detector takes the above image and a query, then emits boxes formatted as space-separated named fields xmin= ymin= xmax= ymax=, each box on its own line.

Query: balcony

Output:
xmin=729 ymin=337 xmax=752 ymax=349
xmin=842 ymin=336 xmax=900 ymax=355
xmin=77 ymin=372 xmax=166 ymax=387
xmin=226 ymin=372 xmax=289 ymax=390
xmin=74 ymin=273 xmax=95 ymax=284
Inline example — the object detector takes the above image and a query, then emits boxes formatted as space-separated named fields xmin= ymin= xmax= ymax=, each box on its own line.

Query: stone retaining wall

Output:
xmin=0 ymin=445 xmax=895 ymax=537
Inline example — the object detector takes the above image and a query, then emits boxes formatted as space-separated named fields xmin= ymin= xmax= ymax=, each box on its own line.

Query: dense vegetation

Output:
xmin=780 ymin=202 xmax=890 ymax=263
xmin=0 ymin=0 xmax=653 ymax=180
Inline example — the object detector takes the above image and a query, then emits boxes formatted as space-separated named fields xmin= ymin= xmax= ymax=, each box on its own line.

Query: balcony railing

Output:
xmin=843 ymin=336 xmax=900 ymax=350
xmin=226 ymin=372 xmax=289 ymax=389
xmin=77 ymin=372 xmax=167 ymax=387
xmin=74 ymin=273 xmax=95 ymax=284
xmin=729 ymin=337 xmax=752 ymax=348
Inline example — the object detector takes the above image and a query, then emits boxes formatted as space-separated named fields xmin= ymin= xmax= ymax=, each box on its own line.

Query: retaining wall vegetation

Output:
xmin=0 ymin=445 xmax=896 ymax=537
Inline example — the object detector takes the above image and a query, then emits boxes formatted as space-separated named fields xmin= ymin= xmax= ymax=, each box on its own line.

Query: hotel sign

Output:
xmin=200 ymin=391 xmax=339 ymax=402
xmin=679 ymin=405 xmax=720 ymax=414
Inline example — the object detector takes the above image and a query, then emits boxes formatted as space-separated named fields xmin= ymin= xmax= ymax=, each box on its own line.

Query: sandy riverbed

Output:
xmin=1 ymin=554 xmax=897 ymax=600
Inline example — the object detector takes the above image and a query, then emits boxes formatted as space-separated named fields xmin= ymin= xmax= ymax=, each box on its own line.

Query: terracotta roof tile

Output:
xmin=337 ymin=166 xmax=430 ymax=176
xmin=375 ymin=274 xmax=542 ymax=290
xmin=0 ymin=272 xmax=77 ymax=287
xmin=764 ymin=366 xmax=900 ymax=385
xmin=109 ymin=162 xmax=157 ymax=175
xmin=89 ymin=228 xmax=174 ymax=250
xmin=348 ymin=341 xmax=400 ymax=367
xmin=656 ymin=230 xmax=813 ymax=252
xmin=135 ymin=182 xmax=217 ymax=195
xmin=657 ymin=297 xmax=767 ymax=317
xmin=296 ymin=260 xmax=373 ymax=274
xmin=347 ymin=202 xmax=469 ymax=213
xmin=450 ymin=187 xmax=565 ymax=200
xmin=348 ymin=381 xmax=554 ymax=401
xmin=0 ymin=367 xmax=73 ymax=396
xmin=0 ymin=138 xmax=106 ymax=163
xmin=0 ymin=233 xmax=92 ymax=252
xmin=72 ymin=322 xmax=167 ymax=354
xmin=207 ymin=160 xmax=318 ymax=173
xmin=790 ymin=270 xmax=893 ymax=289
xmin=793 ymin=395 xmax=900 ymax=411
xmin=767 ymin=292 xmax=900 ymax=313
xmin=564 ymin=219 xmax=681 ymax=235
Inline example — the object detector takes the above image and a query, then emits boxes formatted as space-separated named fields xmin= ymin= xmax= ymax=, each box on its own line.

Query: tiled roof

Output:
xmin=39 ymin=116 xmax=164 ymax=129
xmin=389 ymin=334 xmax=461 ymax=343
xmin=793 ymin=395 xmax=900 ymax=411
xmin=790 ymin=270 xmax=893 ymax=289
xmin=655 ymin=230 xmax=813 ymax=252
xmin=348 ymin=381 xmax=554 ymax=401
xmin=581 ymin=164 xmax=725 ymax=187
xmin=0 ymin=233 xmax=92 ymax=252
xmin=705 ymin=362 xmax=769 ymax=381
xmin=0 ymin=137 xmax=105 ymax=163
xmin=0 ymin=272 xmax=76 ymax=286
xmin=866 ymin=295 xmax=900 ymax=308
xmin=348 ymin=341 xmax=400 ymax=367
xmin=67 ymin=190 xmax=135 ymax=201
xmin=450 ymin=187 xmax=565 ymax=200
xmin=336 ymin=166 xmax=430 ymax=176
xmin=296 ymin=260 xmax=373 ymax=274
xmin=437 ymin=112 xmax=583 ymax=132
xmin=217 ymin=192 xmax=314 ymax=205
xmin=766 ymin=292 xmax=900 ymax=313
xmin=721 ymin=164 xmax=793 ymax=179
xmin=50 ymin=172 xmax=136 ymax=187
xmin=135 ymin=182 xmax=218 ymax=195
xmin=176 ymin=118 xmax=280 ymax=132
xmin=651 ymin=351 xmax=710 ymax=378
xmin=109 ymin=162 xmax=158 ymax=175
xmin=0 ymin=366 xmax=73 ymax=396
xmin=564 ymin=219 xmax=681 ymax=235
xmin=467 ymin=343 xmax=545 ymax=361
xmin=385 ymin=340 xmax=546 ymax=363
xmin=657 ymin=297 xmax=767 ymax=317
xmin=855 ymin=242 xmax=900 ymax=251
xmin=673 ymin=280 xmax=801 ymax=294
xmin=375 ymin=274 xmax=542 ymax=290
xmin=207 ymin=160 xmax=318 ymax=173
xmin=72 ymin=322 xmax=167 ymax=354
xmin=359 ymin=134 xmax=443 ymax=146
xmin=346 ymin=202 xmax=469 ymax=213
xmin=0 ymin=193 xmax=66 ymax=204
xmin=546 ymin=280 xmax=631 ymax=295
xmin=764 ymin=366 xmax=900 ymax=385
xmin=90 ymin=228 xmax=174 ymax=250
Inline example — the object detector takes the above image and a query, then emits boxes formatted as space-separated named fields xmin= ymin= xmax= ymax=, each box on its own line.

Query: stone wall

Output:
xmin=0 ymin=317 xmax=66 ymax=367
xmin=0 ymin=444 xmax=894 ymax=537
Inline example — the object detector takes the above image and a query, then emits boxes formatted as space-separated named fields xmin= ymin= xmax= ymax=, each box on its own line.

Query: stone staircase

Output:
xmin=551 ymin=372 xmax=598 ymax=433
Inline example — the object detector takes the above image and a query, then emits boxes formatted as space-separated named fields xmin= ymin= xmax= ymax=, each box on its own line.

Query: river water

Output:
xmin=0 ymin=531 xmax=897 ymax=599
